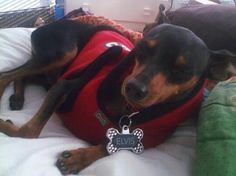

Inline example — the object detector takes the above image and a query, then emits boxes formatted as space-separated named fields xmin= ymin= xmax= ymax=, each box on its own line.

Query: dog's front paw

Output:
xmin=56 ymin=149 xmax=88 ymax=174
xmin=9 ymin=94 xmax=24 ymax=110
xmin=0 ymin=119 xmax=19 ymax=136
xmin=56 ymin=146 xmax=106 ymax=174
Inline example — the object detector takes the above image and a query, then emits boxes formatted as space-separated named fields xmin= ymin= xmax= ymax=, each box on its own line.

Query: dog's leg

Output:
xmin=0 ymin=62 xmax=47 ymax=99
xmin=0 ymin=80 xmax=71 ymax=138
xmin=56 ymin=144 xmax=108 ymax=174
xmin=8 ymin=74 xmax=58 ymax=110
xmin=0 ymin=77 xmax=108 ymax=174
xmin=0 ymin=51 xmax=76 ymax=102
xmin=9 ymin=79 xmax=25 ymax=110
xmin=0 ymin=61 xmax=32 ymax=101
xmin=0 ymin=63 xmax=47 ymax=110
xmin=0 ymin=61 xmax=40 ymax=101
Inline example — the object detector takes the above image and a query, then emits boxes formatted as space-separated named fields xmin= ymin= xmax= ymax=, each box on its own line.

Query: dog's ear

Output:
xmin=207 ymin=49 xmax=236 ymax=81
xmin=143 ymin=4 xmax=170 ymax=35
xmin=154 ymin=4 xmax=170 ymax=24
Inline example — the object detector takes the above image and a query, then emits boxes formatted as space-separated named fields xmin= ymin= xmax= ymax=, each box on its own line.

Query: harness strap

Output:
xmin=58 ymin=46 xmax=123 ymax=112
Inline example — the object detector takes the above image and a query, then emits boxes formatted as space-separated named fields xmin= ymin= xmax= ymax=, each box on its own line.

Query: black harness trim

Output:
xmin=57 ymin=46 xmax=123 ymax=112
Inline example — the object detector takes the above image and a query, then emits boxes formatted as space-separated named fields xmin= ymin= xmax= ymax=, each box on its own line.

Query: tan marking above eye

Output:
xmin=146 ymin=39 xmax=158 ymax=48
xmin=175 ymin=55 xmax=186 ymax=66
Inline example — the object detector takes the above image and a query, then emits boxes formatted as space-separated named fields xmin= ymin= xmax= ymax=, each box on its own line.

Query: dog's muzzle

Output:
xmin=125 ymin=79 xmax=148 ymax=101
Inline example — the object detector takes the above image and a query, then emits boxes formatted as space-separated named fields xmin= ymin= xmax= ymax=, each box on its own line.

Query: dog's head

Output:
xmin=121 ymin=24 xmax=209 ymax=108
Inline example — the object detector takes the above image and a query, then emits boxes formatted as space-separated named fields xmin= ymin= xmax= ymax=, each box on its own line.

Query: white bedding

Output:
xmin=0 ymin=27 xmax=196 ymax=176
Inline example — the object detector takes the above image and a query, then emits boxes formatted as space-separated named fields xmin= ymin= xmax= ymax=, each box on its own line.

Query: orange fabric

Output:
xmin=72 ymin=15 xmax=143 ymax=45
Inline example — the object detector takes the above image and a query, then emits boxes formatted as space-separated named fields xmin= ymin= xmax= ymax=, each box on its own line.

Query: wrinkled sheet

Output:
xmin=0 ymin=27 xmax=196 ymax=176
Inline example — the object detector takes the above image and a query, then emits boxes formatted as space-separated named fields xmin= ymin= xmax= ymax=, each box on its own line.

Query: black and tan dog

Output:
xmin=0 ymin=6 xmax=236 ymax=174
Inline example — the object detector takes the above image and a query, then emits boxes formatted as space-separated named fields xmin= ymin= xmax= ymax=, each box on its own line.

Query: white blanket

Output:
xmin=0 ymin=27 xmax=196 ymax=176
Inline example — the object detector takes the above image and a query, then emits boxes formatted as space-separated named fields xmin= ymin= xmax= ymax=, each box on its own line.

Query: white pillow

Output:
xmin=0 ymin=28 xmax=35 ymax=72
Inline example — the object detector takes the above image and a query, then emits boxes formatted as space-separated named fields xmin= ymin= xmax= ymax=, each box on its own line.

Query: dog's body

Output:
xmin=0 ymin=5 xmax=236 ymax=174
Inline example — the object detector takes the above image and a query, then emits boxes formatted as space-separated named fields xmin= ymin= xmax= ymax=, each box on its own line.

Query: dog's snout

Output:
xmin=125 ymin=80 xmax=148 ymax=101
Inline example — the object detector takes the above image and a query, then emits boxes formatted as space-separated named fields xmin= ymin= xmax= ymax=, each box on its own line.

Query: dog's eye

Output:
xmin=135 ymin=43 xmax=154 ymax=64
xmin=167 ymin=66 xmax=193 ymax=84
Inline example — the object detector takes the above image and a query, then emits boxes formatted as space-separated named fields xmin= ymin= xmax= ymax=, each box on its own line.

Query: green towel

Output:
xmin=194 ymin=79 xmax=236 ymax=176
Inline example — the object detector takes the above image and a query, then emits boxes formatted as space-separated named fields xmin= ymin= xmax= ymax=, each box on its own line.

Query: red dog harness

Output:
xmin=58 ymin=30 xmax=206 ymax=148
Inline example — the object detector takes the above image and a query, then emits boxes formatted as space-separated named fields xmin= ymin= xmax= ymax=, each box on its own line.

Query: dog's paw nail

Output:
xmin=6 ymin=120 xmax=13 ymax=124
xmin=10 ymin=103 xmax=23 ymax=110
xmin=56 ymin=160 xmax=69 ymax=174
xmin=70 ymin=169 xmax=79 ymax=174
xmin=62 ymin=151 xmax=71 ymax=158
xmin=60 ymin=166 xmax=68 ymax=171
xmin=56 ymin=160 xmax=65 ymax=167
xmin=59 ymin=166 xmax=68 ymax=174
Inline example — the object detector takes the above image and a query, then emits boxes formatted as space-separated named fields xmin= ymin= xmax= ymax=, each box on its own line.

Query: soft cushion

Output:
xmin=0 ymin=28 xmax=35 ymax=72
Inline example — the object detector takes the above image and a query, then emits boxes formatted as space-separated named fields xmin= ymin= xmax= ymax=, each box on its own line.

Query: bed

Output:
xmin=0 ymin=27 xmax=197 ymax=176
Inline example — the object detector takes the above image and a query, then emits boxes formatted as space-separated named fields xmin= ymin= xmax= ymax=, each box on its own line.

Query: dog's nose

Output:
xmin=125 ymin=80 xmax=148 ymax=101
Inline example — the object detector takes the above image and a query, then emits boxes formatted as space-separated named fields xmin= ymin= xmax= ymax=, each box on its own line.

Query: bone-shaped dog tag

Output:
xmin=106 ymin=125 xmax=144 ymax=155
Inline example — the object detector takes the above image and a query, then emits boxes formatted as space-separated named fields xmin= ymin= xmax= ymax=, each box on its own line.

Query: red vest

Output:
xmin=58 ymin=30 xmax=206 ymax=148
